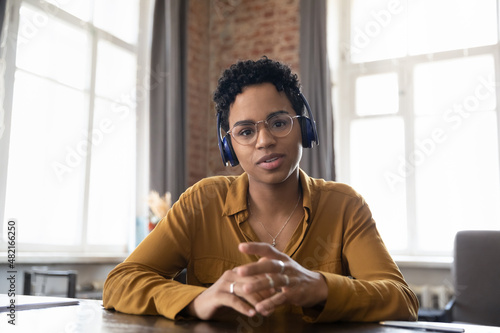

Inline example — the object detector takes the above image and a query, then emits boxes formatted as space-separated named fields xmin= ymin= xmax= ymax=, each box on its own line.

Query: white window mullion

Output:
xmin=23 ymin=0 xmax=84 ymax=27
xmin=81 ymin=26 xmax=99 ymax=254
xmin=494 ymin=44 xmax=500 ymax=196
xmin=133 ymin=0 xmax=153 ymax=251
xmin=97 ymin=27 xmax=137 ymax=54
xmin=400 ymin=61 xmax=417 ymax=256
xmin=0 ymin=0 xmax=21 ymax=231
xmin=336 ymin=0 xmax=352 ymax=183
xmin=496 ymin=2 xmax=500 ymax=193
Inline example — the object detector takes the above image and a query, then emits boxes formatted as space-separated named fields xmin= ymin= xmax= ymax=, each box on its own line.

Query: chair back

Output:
xmin=452 ymin=230 xmax=500 ymax=326
xmin=23 ymin=269 xmax=77 ymax=298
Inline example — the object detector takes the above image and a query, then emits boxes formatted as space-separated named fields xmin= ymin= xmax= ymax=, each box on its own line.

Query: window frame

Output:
xmin=331 ymin=0 xmax=500 ymax=259
xmin=0 ymin=0 xmax=152 ymax=258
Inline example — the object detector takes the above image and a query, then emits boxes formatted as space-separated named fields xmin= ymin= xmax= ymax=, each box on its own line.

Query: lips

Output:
xmin=257 ymin=153 xmax=282 ymax=164
xmin=256 ymin=153 xmax=284 ymax=170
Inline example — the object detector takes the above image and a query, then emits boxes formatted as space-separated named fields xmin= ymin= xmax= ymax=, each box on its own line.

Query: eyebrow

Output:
xmin=232 ymin=110 xmax=290 ymax=127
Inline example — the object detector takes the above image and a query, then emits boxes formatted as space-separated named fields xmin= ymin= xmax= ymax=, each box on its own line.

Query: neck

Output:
xmin=247 ymin=169 xmax=301 ymax=214
xmin=246 ymin=170 xmax=303 ymax=250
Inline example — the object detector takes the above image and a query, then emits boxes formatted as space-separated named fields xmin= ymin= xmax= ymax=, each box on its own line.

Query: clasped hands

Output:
xmin=187 ymin=242 xmax=328 ymax=320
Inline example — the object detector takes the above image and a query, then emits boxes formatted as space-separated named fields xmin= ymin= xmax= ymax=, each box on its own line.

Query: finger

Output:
xmin=238 ymin=242 xmax=282 ymax=259
xmin=192 ymin=282 xmax=257 ymax=320
xmin=236 ymin=288 xmax=275 ymax=308
xmin=223 ymin=292 xmax=257 ymax=317
xmin=218 ymin=271 xmax=262 ymax=316
xmin=229 ymin=281 xmax=236 ymax=295
xmin=248 ymin=273 xmax=294 ymax=294
xmin=281 ymin=274 xmax=291 ymax=290
xmin=239 ymin=273 xmax=271 ymax=294
xmin=254 ymin=290 xmax=288 ymax=316
xmin=237 ymin=258 xmax=287 ymax=277
xmin=258 ymin=257 xmax=285 ymax=273
xmin=230 ymin=277 xmax=275 ymax=308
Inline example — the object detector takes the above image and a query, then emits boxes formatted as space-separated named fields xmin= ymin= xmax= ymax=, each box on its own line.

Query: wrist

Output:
xmin=314 ymin=272 xmax=329 ymax=306
xmin=183 ymin=295 xmax=201 ymax=319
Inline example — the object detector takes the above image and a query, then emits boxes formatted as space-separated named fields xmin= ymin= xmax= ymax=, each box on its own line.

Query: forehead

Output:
xmin=228 ymin=83 xmax=293 ymax=125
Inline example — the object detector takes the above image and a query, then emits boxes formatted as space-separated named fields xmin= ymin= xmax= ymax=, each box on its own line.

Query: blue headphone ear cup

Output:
xmin=299 ymin=116 xmax=316 ymax=148
xmin=298 ymin=93 xmax=319 ymax=148
xmin=217 ymin=112 xmax=239 ymax=167
xmin=222 ymin=135 xmax=239 ymax=167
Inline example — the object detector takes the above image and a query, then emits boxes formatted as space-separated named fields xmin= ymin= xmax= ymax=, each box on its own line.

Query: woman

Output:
xmin=103 ymin=58 xmax=419 ymax=322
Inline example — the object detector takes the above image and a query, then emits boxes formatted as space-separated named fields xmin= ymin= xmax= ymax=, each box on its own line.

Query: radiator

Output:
xmin=410 ymin=284 xmax=453 ymax=310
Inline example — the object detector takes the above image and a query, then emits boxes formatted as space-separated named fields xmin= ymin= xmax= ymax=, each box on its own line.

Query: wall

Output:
xmin=186 ymin=0 xmax=301 ymax=185
xmin=186 ymin=0 xmax=211 ymax=184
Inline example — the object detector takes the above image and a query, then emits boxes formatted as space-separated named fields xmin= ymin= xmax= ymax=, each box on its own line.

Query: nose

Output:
xmin=255 ymin=123 xmax=276 ymax=149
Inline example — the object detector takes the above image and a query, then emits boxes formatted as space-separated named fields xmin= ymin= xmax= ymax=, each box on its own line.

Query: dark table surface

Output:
xmin=1 ymin=296 xmax=499 ymax=333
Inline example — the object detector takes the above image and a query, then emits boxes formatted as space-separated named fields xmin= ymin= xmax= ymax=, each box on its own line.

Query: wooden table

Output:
xmin=1 ymin=296 xmax=499 ymax=332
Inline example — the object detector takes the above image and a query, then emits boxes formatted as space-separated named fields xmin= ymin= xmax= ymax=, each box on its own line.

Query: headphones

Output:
xmin=217 ymin=92 xmax=319 ymax=167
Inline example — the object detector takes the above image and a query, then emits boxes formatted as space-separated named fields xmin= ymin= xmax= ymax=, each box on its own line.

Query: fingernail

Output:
xmin=248 ymin=309 xmax=256 ymax=316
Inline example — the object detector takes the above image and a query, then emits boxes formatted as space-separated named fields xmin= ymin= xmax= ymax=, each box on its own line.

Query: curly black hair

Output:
xmin=213 ymin=57 xmax=304 ymax=131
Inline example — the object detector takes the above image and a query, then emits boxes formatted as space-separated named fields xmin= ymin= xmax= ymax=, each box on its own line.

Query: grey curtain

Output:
xmin=0 ymin=1 xmax=6 ymax=41
xmin=149 ymin=0 xmax=188 ymax=201
xmin=299 ymin=0 xmax=336 ymax=181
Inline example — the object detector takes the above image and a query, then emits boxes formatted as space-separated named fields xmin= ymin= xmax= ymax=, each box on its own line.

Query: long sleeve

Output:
xmin=103 ymin=193 xmax=206 ymax=319
xmin=299 ymin=183 xmax=419 ymax=322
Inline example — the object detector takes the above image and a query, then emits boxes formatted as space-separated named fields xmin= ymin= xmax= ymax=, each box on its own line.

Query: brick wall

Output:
xmin=186 ymin=0 xmax=301 ymax=186
xmin=186 ymin=0 xmax=211 ymax=184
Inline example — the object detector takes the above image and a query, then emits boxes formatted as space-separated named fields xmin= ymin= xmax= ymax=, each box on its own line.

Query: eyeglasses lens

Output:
xmin=231 ymin=114 xmax=294 ymax=145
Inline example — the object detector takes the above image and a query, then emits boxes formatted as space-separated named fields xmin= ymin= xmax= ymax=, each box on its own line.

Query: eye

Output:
xmin=273 ymin=120 xmax=287 ymax=128
xmin=235 ymin=125 xmax=255 ymax=137
xmin=269 ymin=115 xmax=291 ymax=130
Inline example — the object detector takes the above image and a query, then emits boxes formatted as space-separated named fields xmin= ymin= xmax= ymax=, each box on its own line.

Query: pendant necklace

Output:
xmin=248 ymin=193 xmax=302 ymax=247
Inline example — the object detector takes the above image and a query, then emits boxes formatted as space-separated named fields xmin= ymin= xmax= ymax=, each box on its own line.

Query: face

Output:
xmin=228 ymin=82 xmax=303 ymax=186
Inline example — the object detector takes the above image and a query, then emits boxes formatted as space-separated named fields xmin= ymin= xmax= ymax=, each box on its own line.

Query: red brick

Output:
xmin=185 ymin=0 xmax=300 ymax=185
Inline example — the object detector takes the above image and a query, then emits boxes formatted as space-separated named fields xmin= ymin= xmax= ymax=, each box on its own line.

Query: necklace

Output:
xmin=248 ymin=193 xmax=302 ymax=247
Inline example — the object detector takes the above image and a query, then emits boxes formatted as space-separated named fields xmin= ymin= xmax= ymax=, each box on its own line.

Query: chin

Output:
xmin=249 ymin=166 xmax=299 ymax=186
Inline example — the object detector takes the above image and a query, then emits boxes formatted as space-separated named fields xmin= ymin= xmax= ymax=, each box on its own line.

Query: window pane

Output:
xmin=45 ymin=0 xmax=92 ymax=21
xmin=414 ymin=55 xmax=496 ymax=116
xmin=94 ymin=0 xmax=140 ymax=44
xmin=350 ymin=0 xmax=407 ymax=63
xmin=16 ymin=4 xmax=88 ymax=90
xmin=95 ymin=40 xmax=137 ymax=101
xmin=356 ymin=73 xmax=399 ymax=116
xmin=4 ymin=72 xmax=87 ymax=246
xmin=414 ymin=111 xmax=500 ymax=254
xmin=408 ymin=0 xmax=497 ymax=55
xmin=350 ymin=117 xmax=407 ymax=251
xmin=86 ymin=98 xmax=136 ymax=246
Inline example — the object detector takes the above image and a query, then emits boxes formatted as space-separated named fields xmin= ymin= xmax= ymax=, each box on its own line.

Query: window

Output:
xmin=330 ymin=0 xmax=500 ymax=257
xmin=0 ymin=0 xmax=150 ymax=255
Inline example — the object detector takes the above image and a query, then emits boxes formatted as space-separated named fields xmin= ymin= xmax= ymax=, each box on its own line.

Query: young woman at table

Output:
xmin=103 ymin=58 xmax=419 ymax=322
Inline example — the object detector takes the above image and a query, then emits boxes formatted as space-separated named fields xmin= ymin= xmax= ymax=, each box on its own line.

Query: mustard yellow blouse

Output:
xmin=103 ymin=169 xmax=418 ymax=322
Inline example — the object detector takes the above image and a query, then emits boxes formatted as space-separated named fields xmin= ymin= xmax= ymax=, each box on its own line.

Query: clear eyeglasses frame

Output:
xmin=226 ymin=113 xmax=302 ymax=146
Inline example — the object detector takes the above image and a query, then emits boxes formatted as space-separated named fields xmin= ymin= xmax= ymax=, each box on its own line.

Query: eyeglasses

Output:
xmin=227 ymin=113 xmax=302 ymax=146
